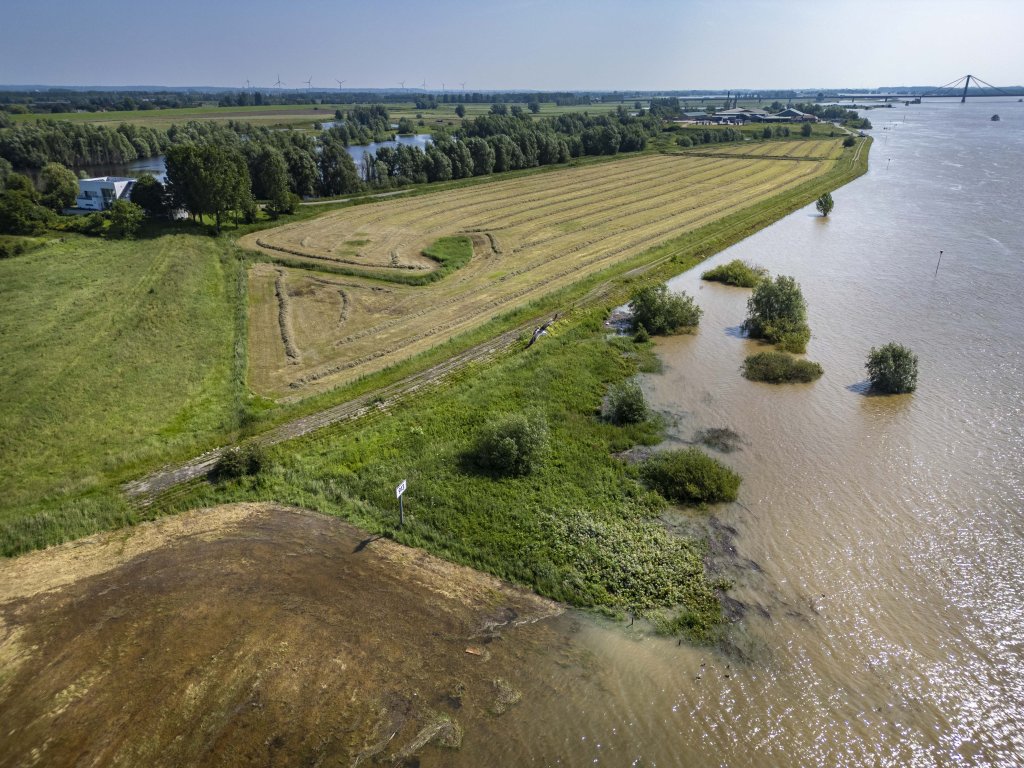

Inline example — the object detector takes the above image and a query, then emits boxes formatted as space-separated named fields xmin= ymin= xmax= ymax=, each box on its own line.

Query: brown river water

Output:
xmin=444 ymin=99 xmax=1024 ymax=766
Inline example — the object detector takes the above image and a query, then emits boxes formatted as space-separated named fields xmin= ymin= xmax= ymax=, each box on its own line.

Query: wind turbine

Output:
xmin=460 ymin=81 xmax=466 ymax=91
xmin=421 ymin=78 xmax=427 ymax=91
xmin=245 ymin=78 xmax=252 ymax=90
xmin=398 ymin=80 xmax=406 ymax=90
xmin=441 ymin=82 xmax=446 ymax=93
xmin=304 ymin=76 xmax=313 ymax=91
xmin=336 ymin=78 xmax=346 ymax=89
xmin=273 ymin=75 xmax=284 ymax=89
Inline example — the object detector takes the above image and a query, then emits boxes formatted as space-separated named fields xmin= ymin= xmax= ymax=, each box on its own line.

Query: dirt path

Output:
xmin=0 ymin=503 xmax=563 ymax=768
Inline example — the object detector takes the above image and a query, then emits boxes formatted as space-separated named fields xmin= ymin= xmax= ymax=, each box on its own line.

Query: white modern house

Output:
xmin=76 ymin=176 xmax=135 ymax=211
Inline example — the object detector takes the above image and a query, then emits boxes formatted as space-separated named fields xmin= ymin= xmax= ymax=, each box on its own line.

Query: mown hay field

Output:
xmin=677 ymin=138 xmax=845 ymax=160
xmin=242 ymin=142 xmax=845 ymax=397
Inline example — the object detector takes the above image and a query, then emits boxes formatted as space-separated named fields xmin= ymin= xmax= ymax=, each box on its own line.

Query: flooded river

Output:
xmin=7 ymin=100 xmax=1019 ymax=766
xmin=447 ymin=98 xmax=1024 ymax=765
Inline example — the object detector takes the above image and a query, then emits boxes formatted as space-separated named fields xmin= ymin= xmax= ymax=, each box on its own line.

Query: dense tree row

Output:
xmin=360 ymin=107 xmax=656 ymax=188
xmin=0 ymin=120 xmax=169 ymax=169
xmin=0 ymin=90 xmax=202 ymax=114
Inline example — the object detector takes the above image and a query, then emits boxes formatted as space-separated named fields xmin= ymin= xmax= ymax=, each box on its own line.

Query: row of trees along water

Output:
xmin=1 ymin=104 xmax=659 ymax=234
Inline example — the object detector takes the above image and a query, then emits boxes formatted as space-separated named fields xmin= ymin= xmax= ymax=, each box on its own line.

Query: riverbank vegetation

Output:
xmin=742 ymin=351 xmax=823 ymax=383
xmin=639 ymin=448 xmax=742 ymax=505
xmin=701 ymin=259 xmax=768 ymax=287
xmin=742 ymin=274 xmax=812 ymax=353
xmin=628 ymin=284 xmax=702 ymax=334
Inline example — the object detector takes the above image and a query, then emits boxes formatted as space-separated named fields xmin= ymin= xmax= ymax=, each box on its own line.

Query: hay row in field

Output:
xmin=244 ymin=144 xmax=845 ymax=396
xmin=275 ymin=269 xmax=300 ymax=364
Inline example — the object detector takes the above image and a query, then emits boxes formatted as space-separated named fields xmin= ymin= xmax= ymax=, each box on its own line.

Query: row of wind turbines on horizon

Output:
xmin=241 ymin=76 xmax=468 ymax=92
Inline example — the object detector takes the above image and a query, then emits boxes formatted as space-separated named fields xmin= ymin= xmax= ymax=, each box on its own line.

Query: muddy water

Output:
xmin=447 ymin=99 xmax=1024 ymax=766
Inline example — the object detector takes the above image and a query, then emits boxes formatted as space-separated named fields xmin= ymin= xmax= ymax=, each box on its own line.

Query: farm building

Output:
xmin=775 ymin=107 xmax=818 ymax=122
xmin=76 ymin=176 xmax=135 ymax=211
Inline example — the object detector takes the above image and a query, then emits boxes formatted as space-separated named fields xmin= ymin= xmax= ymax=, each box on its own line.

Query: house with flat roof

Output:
xmin=76 ymin=176 xmax=135 ymax=211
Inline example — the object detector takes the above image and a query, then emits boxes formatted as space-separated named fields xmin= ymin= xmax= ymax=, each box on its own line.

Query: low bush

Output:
xmin=866 ymin=342 xmax=918 ymax=393
xmin=471 ymin=412 xmax=549 ymax=476
xmin=742 ymin=351 xmax=823 ymax=383
xmin=213 ymin=443 xmax=268 ymax=480
xmin=701 ymin=259 xmax=768 ymax=288
xmin=605 ymin=381 xmax=648 ymax=425
xmin=629 ymin=284 xmax=702 ymax=335
xmin=639 ymin=448 xmax=741 ymax=505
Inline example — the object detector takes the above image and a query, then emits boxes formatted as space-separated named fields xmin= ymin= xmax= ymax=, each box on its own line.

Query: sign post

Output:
xmin=395 ymin=479 xmax=407 ymax=527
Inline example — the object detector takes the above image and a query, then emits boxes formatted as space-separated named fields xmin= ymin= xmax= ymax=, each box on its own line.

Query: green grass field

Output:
xmin=0 ymin=234 xmax=245 ymax=520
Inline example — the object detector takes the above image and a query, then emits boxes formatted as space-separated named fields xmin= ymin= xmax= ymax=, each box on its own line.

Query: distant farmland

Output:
xmin=241 ymin=141 xmax=847 ymax=397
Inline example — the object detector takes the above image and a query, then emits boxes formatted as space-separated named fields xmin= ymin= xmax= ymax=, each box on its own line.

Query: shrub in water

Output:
xmin=473 ymin=412 xmax=549 ymax=476
xmin=742 ymin=275 xmax=811 ymax=353
xmin=701 ymin=259 xmax=768 ymax=288
xmin=742 ymin=351 xmax=823 ymax=383
xmin=640 ymin=448 xmax=741 ymax=505
xmin=866 ymin=342 xmax=918 ymax=393
xmin=605 ymin=381 xmax=648 ymax=425
xmin=628 ymin=284 xmax=702 ymax=335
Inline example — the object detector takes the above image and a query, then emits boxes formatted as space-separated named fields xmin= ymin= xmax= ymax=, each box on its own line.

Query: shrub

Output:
xmin=629 ymin=284 xmax=702 ymax=335
xmin=633 ymin=325 xmax=650 ymax=343
xmin=843 ymin=135 xmax=856 ymax=148
xmin=742 ymin=351 xmax=823 ymax=383
xmin=107 ymin=200 xmax=144 ymax=239
xmin=605 ymin=381 xmax=648 ymax=425
xmin=742 ymin=275 xmax=811 ymax=353
xmin=701 ymin=259 xmax=768 ymax=288
xmin=640 ymin=448 xmax=741 ymax=505
xmin=801 ymin=122 xmax=813 ymax=137
xmin=213 ymin=443 xmax=268 ymax=480
xmin=866 ymin=343 xmax=918 ymax=393
xmin=472 ymin=412 xmax=549 ymax=476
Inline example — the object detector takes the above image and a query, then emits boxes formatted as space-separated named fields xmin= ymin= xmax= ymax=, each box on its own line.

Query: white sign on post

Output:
xmin=396 ymin=479 xmax=407 ymax=498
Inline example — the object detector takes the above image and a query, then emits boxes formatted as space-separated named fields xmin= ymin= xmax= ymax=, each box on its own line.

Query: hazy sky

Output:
xmin=3 ymin=0 xmax=1022 ymax=90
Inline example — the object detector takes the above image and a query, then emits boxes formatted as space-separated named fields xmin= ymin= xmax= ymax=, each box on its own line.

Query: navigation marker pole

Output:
xmin=934 ymin=250 xmax=944 ymax=277
xmin=396 ymin=479 xmax=407 ymax=527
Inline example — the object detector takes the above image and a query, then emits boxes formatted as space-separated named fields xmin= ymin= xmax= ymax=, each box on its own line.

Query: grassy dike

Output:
xmin=0 ymin=138 xmax=870 ymax=585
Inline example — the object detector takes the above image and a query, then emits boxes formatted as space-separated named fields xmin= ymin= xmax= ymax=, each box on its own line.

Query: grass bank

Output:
xmin=0 ymin=234 xmax=245 ymax=536
xmin=160 ymin=312 xmax=728 ymax=640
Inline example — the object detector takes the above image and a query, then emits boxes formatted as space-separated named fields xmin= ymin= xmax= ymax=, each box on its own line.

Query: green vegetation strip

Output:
xmin=742 ymin=351 xmax=824 ymax=383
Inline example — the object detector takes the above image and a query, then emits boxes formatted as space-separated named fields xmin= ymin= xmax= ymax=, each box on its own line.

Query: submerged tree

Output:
xmin=742 ymin=275 xmax=810 ymax=353
xmin=816 ymin=192 xmax=834 ymax=217
xmin=866 ymin=343 xmax=918 ymax=394
xmin=629 ymin=284 xmax=702 ymax=335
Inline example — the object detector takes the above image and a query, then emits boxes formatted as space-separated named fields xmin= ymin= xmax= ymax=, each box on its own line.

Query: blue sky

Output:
xmin=3 ymin=0 xmax=1022 ymax=90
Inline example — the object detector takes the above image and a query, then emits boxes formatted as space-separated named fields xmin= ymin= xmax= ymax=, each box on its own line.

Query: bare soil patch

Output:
xmin=0 ymin=504 xmax=562 ymax=767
